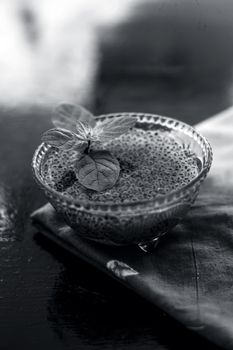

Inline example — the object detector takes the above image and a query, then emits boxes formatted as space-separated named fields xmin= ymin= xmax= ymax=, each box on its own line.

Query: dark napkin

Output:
xmin=31 ymin=107 xmax=233 ymax=349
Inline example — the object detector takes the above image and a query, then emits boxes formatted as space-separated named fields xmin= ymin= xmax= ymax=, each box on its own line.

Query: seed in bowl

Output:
xmin=41 ymin=127 xmax=199 ymax=204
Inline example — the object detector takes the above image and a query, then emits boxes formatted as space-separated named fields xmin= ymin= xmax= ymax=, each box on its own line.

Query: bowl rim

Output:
xmin=32 ymin=113 xmax=213 ymax=210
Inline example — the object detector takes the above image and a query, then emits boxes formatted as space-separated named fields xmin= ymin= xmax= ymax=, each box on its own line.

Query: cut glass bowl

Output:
xmin=32 ymin=113 xmax=212 ymax=252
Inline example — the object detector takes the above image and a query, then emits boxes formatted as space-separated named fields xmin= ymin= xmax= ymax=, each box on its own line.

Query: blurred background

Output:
xmin=1 ymin=0 xmax=233 ymax=124
xmin=0 ymin=0 xmax=140 ymax=108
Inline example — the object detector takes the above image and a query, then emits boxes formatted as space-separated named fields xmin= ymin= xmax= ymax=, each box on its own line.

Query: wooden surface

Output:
xmin=1 ymin=1 xmax=233 ymax=349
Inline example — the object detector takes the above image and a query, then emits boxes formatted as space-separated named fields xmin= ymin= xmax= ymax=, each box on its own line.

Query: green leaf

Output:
xmin=42 ymin=128 xmax=78 ymax=150
xmin=52 ymin=103 xmax=96 ymax=132
xmin=75 ymin=121 xmax=93 ymax=141
xmin=75 ymin=120 xmax=100 ymax=142
xmin=75 ymin=150 xmax=120 ymax=192
xmin=93 ymin=115 xmax=136 ymax=143
xmin=72 ymin=141 xmax=89 ymax=153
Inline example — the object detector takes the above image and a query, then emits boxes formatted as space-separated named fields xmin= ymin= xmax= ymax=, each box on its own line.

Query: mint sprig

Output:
xmin=42 ymin=103 xmax=136 ymax=192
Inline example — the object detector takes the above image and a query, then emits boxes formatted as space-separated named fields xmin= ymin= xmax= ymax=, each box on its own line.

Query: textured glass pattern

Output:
xmin=32 ymin=113 xmax=212 ymax=246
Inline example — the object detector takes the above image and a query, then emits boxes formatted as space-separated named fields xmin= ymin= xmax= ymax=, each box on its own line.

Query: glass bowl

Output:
xmin=32 ymin=113 xmax=212 ymax=252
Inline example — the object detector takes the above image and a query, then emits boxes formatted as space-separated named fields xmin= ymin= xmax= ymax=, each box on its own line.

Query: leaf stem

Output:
xmin=84 ymin=140 xmax=91 ymax=154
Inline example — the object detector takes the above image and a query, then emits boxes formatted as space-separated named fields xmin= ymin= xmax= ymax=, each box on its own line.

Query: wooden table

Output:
xmin=1 ymin=1 xmax=233 ymax=349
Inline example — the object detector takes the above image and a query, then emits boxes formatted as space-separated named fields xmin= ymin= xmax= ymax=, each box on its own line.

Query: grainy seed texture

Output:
xmin=41 ymin=128 xmax=199 ymax=203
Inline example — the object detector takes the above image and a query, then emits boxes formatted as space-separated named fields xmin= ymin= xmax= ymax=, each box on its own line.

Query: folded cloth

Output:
xmin=31 ymin=107 xmax=233 ymax=350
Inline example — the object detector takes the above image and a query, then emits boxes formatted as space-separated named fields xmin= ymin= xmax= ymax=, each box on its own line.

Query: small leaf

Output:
xmin=52 ymin=103 xmax=96 ymax=132
xmin=93 ymin=115 xmax=136 ymax=143
xmin=72 ymin=141 xmax=88 ymax=153
xmin=42 ymin=128 xmax=77 ymax=149
xmin=75 ymin=150 xmax=120 ymax=192
xmin=75 ymin=121 xmax=92 ymax=141
xmin=75 ymin=120 xmax=100 ymax=142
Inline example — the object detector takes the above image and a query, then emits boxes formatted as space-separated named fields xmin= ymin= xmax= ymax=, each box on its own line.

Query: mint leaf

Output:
xmin=75 ymin=150 xmax=120 ymax=192
xmin=75 ymin=120 xmax=99 ymax=142
xmin=92 ymin=115 xmax=136 ymax=143
xmin=52 ymin=103 xmax=96 ymax=132
xmin=43 ymin=106 xmax=136 ymax=192
xmin=42 ymin=128 xmax=79 ymax=150
xmin=76 ymin=121 xmax=93 ymax=141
